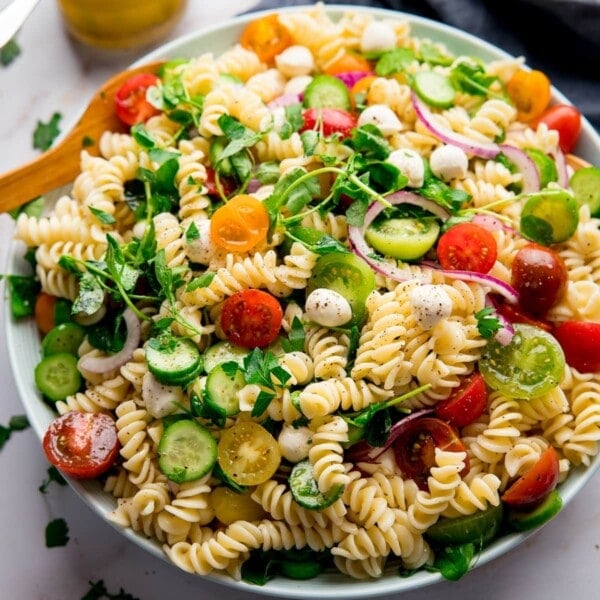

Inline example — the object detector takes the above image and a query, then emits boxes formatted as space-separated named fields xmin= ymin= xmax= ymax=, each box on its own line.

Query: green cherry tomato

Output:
xmin=365 ymin=217 xmax=440 ymax=260
xmin=520 ymin=189 xmax=579 ymax=245
xmin=479 ymin=324 xmax=565 ymax=399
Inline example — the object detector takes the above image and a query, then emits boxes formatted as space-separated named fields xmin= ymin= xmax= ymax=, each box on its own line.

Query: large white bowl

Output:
xmin=8 ymin=5 xmax=600 ymax=598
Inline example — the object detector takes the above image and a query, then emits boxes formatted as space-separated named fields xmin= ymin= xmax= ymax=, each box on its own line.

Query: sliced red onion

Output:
xmin=485 ymin=296 xmax=515 ymax=346
xmin=421 ymin=260 xmax=519 ymax=304
xmin=78 ymin=308 xmax=141 ymax=374
xmin=383 ymin=190 xmax=452 ymax=221
xmin=335 ymin=70 xmax=374 ymax=89
xmin=246 ymin=178 xmax=262 ymax=193
xmin=499 ymin=144 xmax=540 ymax=193
xmin=267 ymin=93 xmax=302 ymax=109
xmin=472 ymin=213 xmax=507 ymax=232
xmin=550 ymin=146 xmax=569 ymax=188
xmin=412 ymin=91 xmax=500 ymax=159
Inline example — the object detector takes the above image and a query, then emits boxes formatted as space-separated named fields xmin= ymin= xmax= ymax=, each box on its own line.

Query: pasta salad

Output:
xmin=15 ymin=2 xmax=600 ymax=587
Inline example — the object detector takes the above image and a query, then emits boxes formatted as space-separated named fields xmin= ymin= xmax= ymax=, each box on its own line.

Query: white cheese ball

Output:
xmin=305 ymin=288 xmax=352 ymax=327
xmin=278 ymin=424 xmax=313 ymax=463
xmin=275 ymin=45 xmax=315 ymax=78
xmin=357 ymin=104 xmax=403 ymax=136
xmin=429 ymin=144 xmax=469 ymax=181
xmin=284 ymin=75 xmax=313 ymax=96
xmin=360 ymin=21 xmax=397 ymax=54
xmin=387 ymin=148 xmax=425 ymax=188
xmin=409 ymin=284 xmax=453 ymax=330
xmin=142 ymin=371 xmax=184 ymax=419
xmin=184 ymin=219 xmax=216 ymax=265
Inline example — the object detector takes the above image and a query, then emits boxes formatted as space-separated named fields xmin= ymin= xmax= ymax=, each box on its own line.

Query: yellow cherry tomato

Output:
xmin=506 ymin=69 xmax=552 ymax=122
xmin=240 ymin=14 xmax=292 ymax=64
xmin=209 ymin=487 xmax=267 ymax=525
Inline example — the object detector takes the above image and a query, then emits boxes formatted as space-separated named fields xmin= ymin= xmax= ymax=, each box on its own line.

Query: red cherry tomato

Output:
xmin=495 ymin=301 xmax=553 ymax=332
xmin=301 ymin=108 xmax=357 ymax=139
xmin=392 ymin=417 xmax=469 ymax=490
xmin=552 ymin=321 xmax=600 ymax=373
xmin=43 ymin=411 xmax=120 ymax=479
xmin=511 ymin=243 xmax=567 ymax=316
xmin=502 ymin=446 xmax=559 ymax=508
xmin=115 ymin=73 xmax=162 ymax=126
xmin=436 ymin=222 xmax=498 ymax=273
xmin=535 ymin=104 xmax=582 ymax=153
xmin=204 ymin=166 xmax=236 ymax=198
xmin=34 ymin=292 xmax=57 ymax=335
xmin=435 ymin=372 xmax=488 ymax=428
xmin=220 ymin=289 xmax=283 ymax=349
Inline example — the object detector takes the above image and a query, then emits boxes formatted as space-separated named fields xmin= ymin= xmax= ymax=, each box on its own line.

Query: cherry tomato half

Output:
xmin=301 ymin=107 xmax=358 ymax=139
xmin=240 ymin=14 xmax=292 ymax=64
xmin=220 ymin=289 xmax=283 ymax=348
xmin=34 ymin=292 xmax=58 ymax=335
xmin=436 ymin=222 xmax=498 ymax=273
xmin=501 ymin=446 xmax=559 ymax=508
xmin=324 ymin=52 xmax=372 ymax=76
xmin=535 ymin=104 xmax=582 ymax=154
xmin=552 ymin=321 xmax=600 ymax=373
xmin=511 ymin=243 xmax=567 ymax=316
xmin=435 ymin=372 xmax=488 ymax=428
xmin=506 ymin=69 xmax=551 ymax=122
xmin=494 ymin=300 xmax=552 ymax=332
xmin=210 ymin=194 xmax=270 ymax=253
xmin=392 ymin=417 xmax=469 ymax=490
xmin=203 ymin=166 xmax=236 ymax=198
xmin=43 ymin=411 xmax=120 ymax=479
xmin=114 ymin=73 xmax=162 ymax=126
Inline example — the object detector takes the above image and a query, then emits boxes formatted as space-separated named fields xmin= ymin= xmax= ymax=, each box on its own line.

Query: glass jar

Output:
xmin=57 ymin=0 xmax=188 ymax=50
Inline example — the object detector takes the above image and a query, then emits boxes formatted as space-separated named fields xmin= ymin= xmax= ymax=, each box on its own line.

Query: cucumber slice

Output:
xmin=158 ymin=419 xmax=217 ymax=483
xmin=365 ymin=217 xmax=440 ymax=260
xmin=506 ymin=489 xmax=563 ymax=532
xmin=42 ymin=322 xmax=86 ymax=357
xmin=413 ymin=71 xmax=456 ymax=109
xmin=570 ymin=166 xmax=600 ymax=217
xmin=303 ymin=74 xmax=351 ymax=110
xmin=425 ymin=503 xmax=503 ymax=545
xmin=203 ymin=341 xmax=249 ymax=374
xmin=146 ymin=336 xmax=202 ymax=386
xmin=34 ymin=353 xmax=82 ymax=402
xmin=525 ymin=148 xmax=558 ymax=188
xmin=205 ymin=363 xmax=245 ymax=416
xmin=289 ymin=459 xmax=344 ymax=510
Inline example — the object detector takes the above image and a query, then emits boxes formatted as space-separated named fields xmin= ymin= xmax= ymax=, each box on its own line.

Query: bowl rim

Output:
xmin=7 ymin=4 xmax=600 ymax=598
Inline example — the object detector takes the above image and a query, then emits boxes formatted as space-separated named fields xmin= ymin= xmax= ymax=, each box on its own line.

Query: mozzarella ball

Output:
xmin=278 ymin=424 xmax=313 ymax=463
xmin=387 ymin=148 xmax=425 ymax=188
xmin=360 ymin=21 xmax=397 ymax=54
xmin=184 ymin=219 xmax=216 ymax=265
xmin=357 ymin=104 xmax=403 ymax=136
xmin=429 ymin=144 xmax=469 ymax=181
xmin=142 ymin=371 xmax=184 ymax=419
xmin=284 ymin=75 xmax=313 ymax=96
xmin=409 ymin=284 xmax=453 ymax=330
xmin=305 ymin=288 xmax=353 ymax=327
xmin=275 ymin=45 xmax=315 ymax=78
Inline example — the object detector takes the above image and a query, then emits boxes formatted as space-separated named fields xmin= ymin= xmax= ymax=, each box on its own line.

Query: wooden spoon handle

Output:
xmin=0 ymin=60 xmax=164 ymax=214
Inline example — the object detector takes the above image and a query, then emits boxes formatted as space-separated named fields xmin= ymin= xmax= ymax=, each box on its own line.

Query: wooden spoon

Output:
xmin=0 ymin=59 xmax=164 ymax=214
xmin=567 ymin=153 xmax=592 ymax=171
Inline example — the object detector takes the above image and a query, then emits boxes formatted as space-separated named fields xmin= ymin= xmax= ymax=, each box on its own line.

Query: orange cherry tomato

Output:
xmin=220 ymin=289 xmax=283 ymax=348
xmin=506 ymin=69 xmax=552 ymax=122
xmin=350 ymin=74 xmax=377 ymax=107
xmin=502 ymin=446 xmax=559 ymax=508
xmin=392 ymin=417 xmax=469 ymax=490
xmin=210 ymin=194 xmax=270 ymax=253
xmin=325 ymin=52 xmax=372 ymax=75
xmin=240 ymin=14 xmax=292 ymax=64
xmin=43 ymin=411 xmax=120 ymax=479
xmin=34 ymin=292 xmax=58 ymax=335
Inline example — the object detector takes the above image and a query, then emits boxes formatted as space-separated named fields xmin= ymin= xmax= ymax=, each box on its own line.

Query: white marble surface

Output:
xmin=1 ymin=2 xmax=600 ymax=599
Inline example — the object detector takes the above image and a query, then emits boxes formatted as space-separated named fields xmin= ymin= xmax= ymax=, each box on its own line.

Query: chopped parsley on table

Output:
xmin=33 ymin=112 xmax=62 ymax=151
xmin=0 ymin=415 xmax=30 ymax=450
xmin=45 ymin=517 xmax=69 ymax=547
xmin=0 ymin=38 xmax=21 ymax=66
xmin=81 ymin=580 xmax=140 ymax=600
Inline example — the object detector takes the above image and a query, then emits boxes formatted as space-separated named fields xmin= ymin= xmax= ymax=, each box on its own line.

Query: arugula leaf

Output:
xmin=88 ymin=206 xmax=117 ymax=225
xmin=450 ymin=61 xmax=502 ymax=98
xmin=432 ymin=543 xmax=475 ymax=581
xmin=475 ymin=306 xmax=503 ymax=339
xmin=344 ymin=194 xmax=370 ymax=227
xmin=0 ymin=38 xmax=21 ymax=66
xmin=39 ymin=466 xmax=67 ymax=494
xmin=6 ymin=275 xmax=39 ymax=318
xmin=33 ymin=112 xmax=62 ymax=151
xmin=45 ymin=518 xmax=69 ymax=547
xmin=217 ymin=114 xmax=263 ymax=161
xmin=419 ymin=164 xmax=471 ymax=213
xmin=72 ymin=271 xmax=104 ymax=316
xmin=375 ymin=48 xmax=415 ymax=76
xmin=264 ymin=167 xmax=321 ymax=224
xmin=367 ymin=161 xmax=407 ymax=193
xmin=8 ymin=195 xmax=44 ymax=220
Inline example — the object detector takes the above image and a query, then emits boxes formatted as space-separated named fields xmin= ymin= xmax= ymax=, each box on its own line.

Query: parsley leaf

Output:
xmin=45 ymin=518 xmax=69 ymax=547
xmin=0 ymin=38 xmax=21 ymax=66
xmin=33 ymin=112 xmax=62 ymax=151
xmin=81 ymin=579 xmax=140 ymax=600
xmin=375 ymin=48 xmax=415 ymax=76
xmin=88 ymin=206 xmax=117 ymax=225
xmin=349 ymin=124 xmax=391 ymax=160
xmin=0 ymin=414 xmax=30 ymax=451
xmin=280 ymin=103 xmax=303 ymax=140
xmin=281 ymin=315 xmax=306 ymax=353
xmin=450 ymin=61 xmax=503 ymax=99
xmin=475 ymin=306 xmax=503 ymax=339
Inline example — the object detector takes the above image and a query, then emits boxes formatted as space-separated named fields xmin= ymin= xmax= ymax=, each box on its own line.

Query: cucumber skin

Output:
xmin=303 ymin=74 xmax=351 ymax=111
xmin=146 ymin=338 xmax=202 ymax=386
